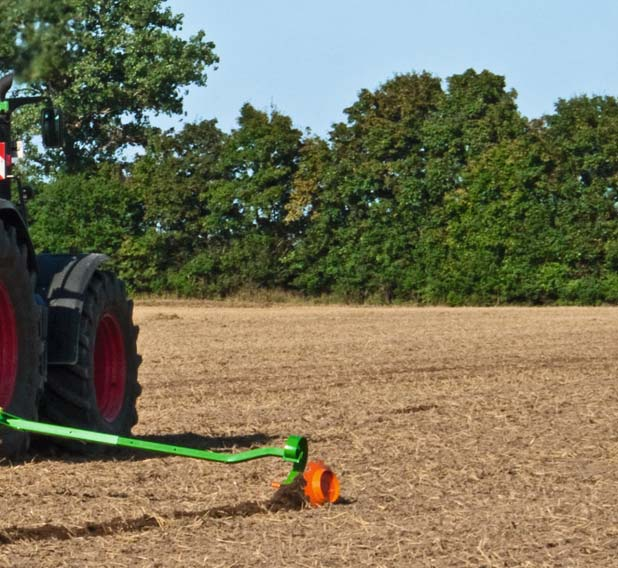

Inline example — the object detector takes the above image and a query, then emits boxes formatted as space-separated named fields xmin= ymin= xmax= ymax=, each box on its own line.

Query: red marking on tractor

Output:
xmin=94 ymin=312 xmax=127 ymax=422
xmin=0 ymin=142 xmax=6 ymax=180
xmin=0 ymin=281 xmax=17 ymax=407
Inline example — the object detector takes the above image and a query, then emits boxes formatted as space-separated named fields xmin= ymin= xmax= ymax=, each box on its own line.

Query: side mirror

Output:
xmin=41 ymin=108 xmax=64 ymax=148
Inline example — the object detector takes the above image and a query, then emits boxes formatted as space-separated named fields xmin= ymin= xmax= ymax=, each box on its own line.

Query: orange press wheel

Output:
xmin=303 ymin=460 xmax=340 ymax=506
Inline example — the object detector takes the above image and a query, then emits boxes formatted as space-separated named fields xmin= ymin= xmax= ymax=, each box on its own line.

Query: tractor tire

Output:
xmin=41 ymin=271 xmax=141 ymax=446
xmin=0 ymin=220 xmax=43 ymax=458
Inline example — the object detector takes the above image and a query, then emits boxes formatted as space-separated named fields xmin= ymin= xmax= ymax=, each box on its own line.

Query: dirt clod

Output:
xmin=267 ymin=475 xmax=308 ymax=512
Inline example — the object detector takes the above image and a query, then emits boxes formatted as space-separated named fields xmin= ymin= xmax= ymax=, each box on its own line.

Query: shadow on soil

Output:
xmin=0 ymin=478 xmax=353 ymax=545
xmin=21 ymin=431 xmax=275 ymax=464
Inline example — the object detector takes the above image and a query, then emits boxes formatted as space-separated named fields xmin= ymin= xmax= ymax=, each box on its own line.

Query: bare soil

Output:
xmin=1 ymin=304 xmax=618 ymax=567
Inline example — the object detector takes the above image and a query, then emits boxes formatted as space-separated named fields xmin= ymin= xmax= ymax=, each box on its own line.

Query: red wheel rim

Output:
xmin=94 ymin=312 xmax=126 ymax=422
xmin=0 ymin=281 xmax=17 ymax=408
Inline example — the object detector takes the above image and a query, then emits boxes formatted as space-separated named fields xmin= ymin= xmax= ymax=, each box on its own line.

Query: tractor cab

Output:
xmin=0 ymin=73 xmax=63 ymax=200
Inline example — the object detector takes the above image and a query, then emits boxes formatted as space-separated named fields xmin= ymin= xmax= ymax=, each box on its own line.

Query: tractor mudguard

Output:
xmin=36 ymin=253 xmax=108 ymax=365
xmin=0 ymin=198 xmax=37 ymax=272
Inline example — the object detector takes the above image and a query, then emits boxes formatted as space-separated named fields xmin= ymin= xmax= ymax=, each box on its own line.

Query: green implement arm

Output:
xmin=0 ymin=408 xmax=308 ymax=485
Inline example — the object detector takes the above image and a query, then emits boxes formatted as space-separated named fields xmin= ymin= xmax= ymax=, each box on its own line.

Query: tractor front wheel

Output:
xmin=41 ymin=271 xmax=141 ymax=442
xmin=0 ymin=220 xmax=43 ymax=458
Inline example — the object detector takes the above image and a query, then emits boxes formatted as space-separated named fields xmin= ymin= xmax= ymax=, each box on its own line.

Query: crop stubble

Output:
xmin=1 ymin=304 xmax=618 ymax=566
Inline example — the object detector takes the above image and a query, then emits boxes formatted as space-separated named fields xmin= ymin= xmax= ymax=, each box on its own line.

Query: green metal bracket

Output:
xmin=0 ymin=408 xmax=308 ymax=485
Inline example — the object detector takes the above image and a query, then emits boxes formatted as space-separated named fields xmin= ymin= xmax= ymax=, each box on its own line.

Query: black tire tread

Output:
xmin=0 ymin=219 xmax=44 ymax=458
xmin=40 ymin=270 xmax=141 ymax=442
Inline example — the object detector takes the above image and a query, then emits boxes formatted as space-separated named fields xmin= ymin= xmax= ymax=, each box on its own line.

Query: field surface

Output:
xmin=1 ymin=303 xmax=618 ymax=567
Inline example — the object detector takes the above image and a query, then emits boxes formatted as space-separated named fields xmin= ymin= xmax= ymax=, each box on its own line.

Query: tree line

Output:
xmin=4 ymin=2 xmax=618 ymax=303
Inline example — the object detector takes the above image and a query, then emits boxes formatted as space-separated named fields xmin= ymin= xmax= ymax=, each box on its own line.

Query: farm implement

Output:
xmin=0 ymin=73 xmax=339 ymax=507
xmin=0 ymin=407 xmax=340 ymax=506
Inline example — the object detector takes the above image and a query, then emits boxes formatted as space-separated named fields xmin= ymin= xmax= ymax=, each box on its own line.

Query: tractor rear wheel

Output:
xmin=41 ymin=271 xmax=141 ymax=444
xmin=0 ymin=220 xmax=43 ymax=458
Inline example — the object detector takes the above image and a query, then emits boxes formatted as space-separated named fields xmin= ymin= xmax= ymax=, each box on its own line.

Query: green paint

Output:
xmin=0 ymin=409 xmax=307 ymax=485
xmin=0 ymin=101 xmax=8 ymax=112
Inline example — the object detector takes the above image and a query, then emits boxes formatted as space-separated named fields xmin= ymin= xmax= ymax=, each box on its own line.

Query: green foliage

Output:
xmin=438 ymin=130 xmax=559 ymax=303
xmin=186 ymin=104 xmax=303 ymax=295
xmin=0 ymin=0 xmax=217 ymax=171
xmin=544 ymin=96 xmax=618 ymax=277
xmin=130 ymin=119 xmax=226 ymax=269
xmin=287 ymin=72 xmax=444 ymax=300
xmin=4 ymin=0 xmax=616 ymax=303
xmin=21 ymin=57 xmax=618 ymax=303
xmin=29 ymin=163 xmax=142 ymax=259
xmin=123 ymin=104 xmax=302 ymax=296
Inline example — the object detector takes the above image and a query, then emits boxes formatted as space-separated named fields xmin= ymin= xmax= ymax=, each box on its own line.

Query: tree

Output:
xmin=405 ymin=69 xmax=527 ymax=302
xmin=129 ymin=104 xmax=303 ymax=296
xmin=185 ymin=103 xmax=303 ymax=295
xmin=216 ymin=104 xmax=302 ymax=233
xmin=440 ymin=126 xmax=562 ymax=304
xmin=289 ymin=72 xmax=444 ymax=300
xmin=542 ymin=96 xmax=618 ymax=302
xmin=0 ymin=0 xmax=218 ymax=171
xmin=125 ymin=119 xmax=226 ymax=292
xmin=422 ymin=69 xmax=526 ymax=202
xmin=29 ymin=164 xmax=143 ymax=260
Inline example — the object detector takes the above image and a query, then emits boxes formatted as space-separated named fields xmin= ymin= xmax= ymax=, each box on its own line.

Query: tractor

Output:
xmin=0 ymin=73 xmax=140 ymax=458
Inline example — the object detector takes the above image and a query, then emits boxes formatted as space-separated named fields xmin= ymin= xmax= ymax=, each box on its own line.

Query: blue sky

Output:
xmin=163 ymin=0 xmax=618 ymax=137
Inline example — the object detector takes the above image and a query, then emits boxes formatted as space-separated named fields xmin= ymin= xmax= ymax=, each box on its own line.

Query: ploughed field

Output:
xmin=2 ymin=303 xmax=618 ymax=567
